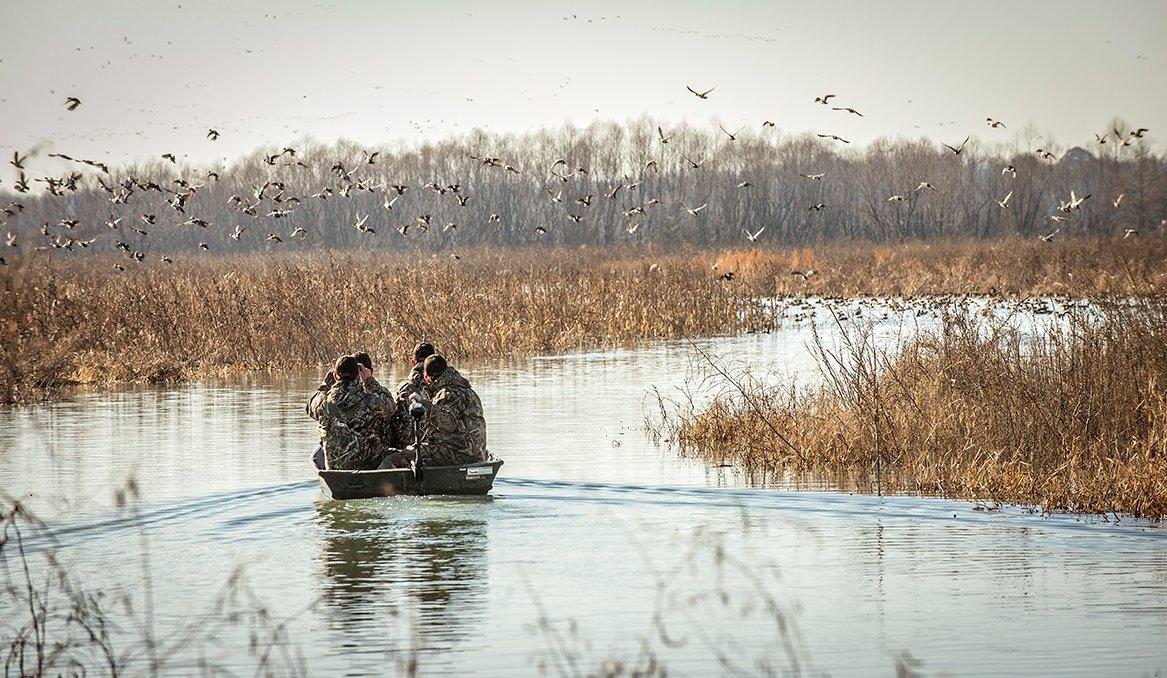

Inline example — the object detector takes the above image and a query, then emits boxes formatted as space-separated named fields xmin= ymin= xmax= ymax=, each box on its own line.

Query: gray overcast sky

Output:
xmin=1 ymin=0 xmax=1164 ymax=167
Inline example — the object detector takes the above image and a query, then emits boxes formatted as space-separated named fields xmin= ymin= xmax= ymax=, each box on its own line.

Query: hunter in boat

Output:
xmin=308 ymin=345 xmax=499 ymax=497
xmin=308 ymin=353 xmax=396 ymax=471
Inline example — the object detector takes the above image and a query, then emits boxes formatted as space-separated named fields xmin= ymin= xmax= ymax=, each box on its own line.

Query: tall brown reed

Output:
xmin=0 ymin=247 xmax=773 ymax=403
xmin=716 ymin=235 xmax=1167 ymax=297
xmin=666 ymin=300 xmax=1167 ymax=519
xmin=2 ymin=237 xmax=1164 ymax=404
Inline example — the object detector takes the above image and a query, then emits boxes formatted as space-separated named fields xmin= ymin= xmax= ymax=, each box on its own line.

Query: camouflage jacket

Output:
xmin=395 ymin=363 xmax=426 ymax=400
xmin=389 ymin=363 xmax=431 ymax=450
xmin=419 ymin=368 xmax=487 ymax=467
xmin=306 ymin=378 xmax=395 ymax=470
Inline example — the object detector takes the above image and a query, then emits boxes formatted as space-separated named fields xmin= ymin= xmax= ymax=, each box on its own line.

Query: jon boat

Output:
xmin=314 ymin=449 xmax=504 ymax=499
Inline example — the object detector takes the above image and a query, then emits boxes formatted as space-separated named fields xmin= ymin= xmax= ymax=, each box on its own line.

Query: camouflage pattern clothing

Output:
xmin=420 ymin=368 xmax=487 ymax=467
xmin=389 ymin=363 xmax=429 ymax=449
xmin=306 ymin=378 xmax=396 ymax=470
xmin=363 ymin=375 xmax=397 ymax=450
xmin=401 ymin=362 xmax=425 ymax=394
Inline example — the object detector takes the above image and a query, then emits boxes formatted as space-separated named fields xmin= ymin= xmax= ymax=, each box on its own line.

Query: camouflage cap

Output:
xmin=335 ymin=355 xmax=360 ymax=380
xmin=422 ymin=354 xmax=448 ymax=378
xmin=413 ymin=342 xmax=436 ymax=363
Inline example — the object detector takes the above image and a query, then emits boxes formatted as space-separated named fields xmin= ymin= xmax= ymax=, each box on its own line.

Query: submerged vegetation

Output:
xmin=2 ymin=237 xmax=1164 ymax=404
xmin=660 ymin=299 xmax=1167 ymax=519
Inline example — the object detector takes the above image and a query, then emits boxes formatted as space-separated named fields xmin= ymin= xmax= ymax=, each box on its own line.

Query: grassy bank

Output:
xmin=1 ymin=236 xmax=1164 ymax=404
xmin=714 ymin=235 xmax=1166 ymax=297
xmin=0 ymin=247 xmax=773 ymax=403
xmin=662 ymin=300 xmax=1167 ymax=519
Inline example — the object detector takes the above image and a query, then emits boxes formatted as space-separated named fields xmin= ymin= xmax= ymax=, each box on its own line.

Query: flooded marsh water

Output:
xmin=1 ymin=299 xmax=1165 ymax=675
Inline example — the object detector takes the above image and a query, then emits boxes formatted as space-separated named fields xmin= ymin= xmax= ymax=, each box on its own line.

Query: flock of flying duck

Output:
xmin=0 ymin=88 xmax=1153 ymax=269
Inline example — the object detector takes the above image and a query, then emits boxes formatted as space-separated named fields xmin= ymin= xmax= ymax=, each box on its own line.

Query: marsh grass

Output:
xmin=1 ymin=236 xmax=1164 ymax=404
xmin=525 ymin=517 xmax=819 ymax=677
xmin=0 ymin=486 xmax=315 ymax=676
xmin=716 ymin=235 xmax=1167 ymax=297
xmin=0 ymin=247 xmax=774 ymax=403
xmin=662 ymin=300 xmax=1167 ymax=519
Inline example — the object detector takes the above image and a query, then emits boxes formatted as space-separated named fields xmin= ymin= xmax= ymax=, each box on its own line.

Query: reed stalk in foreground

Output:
xmin=0 ymin=488 xmax=315 ymax=676
xmin=661 ymin=300 xmax=1167 ymax=519
xmin=1 ymin=236 xmax=1163 ymax=404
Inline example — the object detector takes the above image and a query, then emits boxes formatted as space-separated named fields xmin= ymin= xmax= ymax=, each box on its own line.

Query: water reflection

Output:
xmin=314 ymin=499 xmax=491 ymax=656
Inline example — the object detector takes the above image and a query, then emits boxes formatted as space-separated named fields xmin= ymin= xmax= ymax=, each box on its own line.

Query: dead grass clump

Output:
xmin=668 ymin=300 xmax=1167 ymax=519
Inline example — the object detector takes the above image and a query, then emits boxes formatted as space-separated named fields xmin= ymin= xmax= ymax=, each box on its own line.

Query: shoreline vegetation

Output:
xmin=656 ymin=299 xmax=1167 ymax=520
xmin=5 ymin=235 xmax=1167 ymax=519
xmin=2 ymin=236 xmax=1166 ymax=405
xmin=2 ymin=237 xmax=1164 ymax=404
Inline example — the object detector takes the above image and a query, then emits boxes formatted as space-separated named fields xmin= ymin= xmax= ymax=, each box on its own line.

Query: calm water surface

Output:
xmin=1 ymin=301 xmax=1165 ymax=676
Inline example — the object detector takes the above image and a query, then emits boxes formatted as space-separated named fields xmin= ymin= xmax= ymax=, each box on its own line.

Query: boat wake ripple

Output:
xmin=19 ymin=476 xmax=1164 ymax=554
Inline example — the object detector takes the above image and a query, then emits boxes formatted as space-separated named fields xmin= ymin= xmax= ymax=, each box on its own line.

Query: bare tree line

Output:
xmin=2 ymin=116 xmax=1164 ymax=258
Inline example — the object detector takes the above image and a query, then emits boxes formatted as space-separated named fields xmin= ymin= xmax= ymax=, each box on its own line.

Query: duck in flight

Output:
xmin=943 ymin=136 xmax=970 ymax=155
xmin=742 ymin=226 xmax=766 ymax=242
xmin=718 ymin=124 xmax=743 ymax=141
xmin=687 ymin=85 xmax=715 ymax=99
